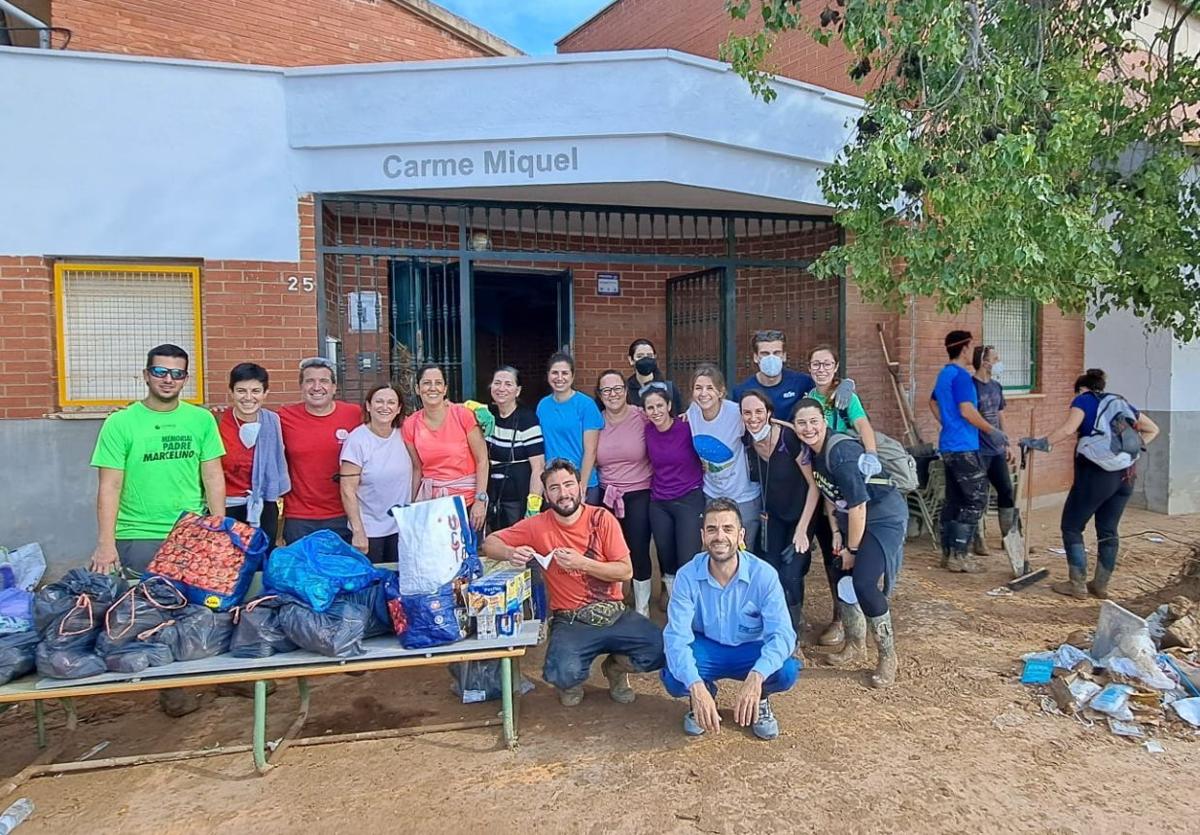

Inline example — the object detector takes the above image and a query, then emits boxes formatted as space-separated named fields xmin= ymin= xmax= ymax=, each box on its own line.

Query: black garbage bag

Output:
xmin=36 ymin=590 xmax=112 ymax=680
xmin=230 ymin=595 xmax=297 ymax=659
xmin=0 ymin=631 xmax=39 ymax=685
xmin=148 ymin=605 xmax=234 ymax=662
xmin=35 ymin=644 xmax=106 ymax=679
xmin=277 ymin=599 xmax=367 ymax=658
xmin=103 ymin=641 xmax=174 ymax=674
xmin=34 ymin=569 xmax=128 ymax=633
xmin=95 ymin=577 xmax=188 ymax=657
xmin=337 ymin=580 xmax=392 ymax=639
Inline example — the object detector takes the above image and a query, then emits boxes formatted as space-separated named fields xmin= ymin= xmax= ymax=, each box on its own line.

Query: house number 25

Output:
xmin=287 ymin=275 xmax=315 ymax=292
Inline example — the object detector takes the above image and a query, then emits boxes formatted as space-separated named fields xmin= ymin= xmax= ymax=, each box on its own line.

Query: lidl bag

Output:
xmin=263 ymin=530 xmax=381 ymax=613
xmin=147 ymin=512 xmax=268 ymax=611
xmin=391 ymin=496 xmax=481 ymax=595
xmin=401 ymin=583 xmax=466 ymax=650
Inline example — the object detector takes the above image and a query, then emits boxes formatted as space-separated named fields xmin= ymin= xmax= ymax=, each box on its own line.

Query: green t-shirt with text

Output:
xmin=90 ymin=400 xmax=225 ymax=540
xmin=806 ymin=388 xmax=868 ymax=434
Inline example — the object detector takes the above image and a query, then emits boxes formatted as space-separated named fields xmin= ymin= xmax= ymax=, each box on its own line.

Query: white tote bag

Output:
xmin=390 ymin=496 xmax=475 ymax=595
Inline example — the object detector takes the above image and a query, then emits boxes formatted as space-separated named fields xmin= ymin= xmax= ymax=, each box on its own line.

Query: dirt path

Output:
xmin=3 ymin=506 xmax=1197 ymax=834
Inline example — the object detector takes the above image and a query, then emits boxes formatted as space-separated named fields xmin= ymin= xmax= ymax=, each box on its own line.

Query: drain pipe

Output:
xmin=0 ymin=0 xmax=52 ymax=48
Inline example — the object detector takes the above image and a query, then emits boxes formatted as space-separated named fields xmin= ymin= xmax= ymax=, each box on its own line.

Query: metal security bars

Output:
xmin=317 ymin=195 xmax=841 ymax=403
xmin=982 ymin=297 xmax=1038 ymax=392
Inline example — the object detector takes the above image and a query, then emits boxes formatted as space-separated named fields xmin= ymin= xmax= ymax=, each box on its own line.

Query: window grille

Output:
xmin=982 ymin=297 xmax=1037 ymax=392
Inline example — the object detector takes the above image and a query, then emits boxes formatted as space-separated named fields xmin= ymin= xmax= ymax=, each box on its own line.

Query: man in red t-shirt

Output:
xmin=278 ymin=357 xmax=362 ymax=544
xmin=484 ymin=459 xmax=664 ymax=707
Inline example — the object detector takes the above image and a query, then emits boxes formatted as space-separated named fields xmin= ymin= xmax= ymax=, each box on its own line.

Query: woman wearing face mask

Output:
xmin=740 ymin=389 xmax=818 ymax=632
xmin=685 ymin=364 xmax=763 ymax=555
xmin=402 ymin=365 xmax=491 ymax=531
xmin=626 ymin=338 xmax=684 ymax=413
xmin=804 ymin=345 xmax=876 ymax=647
xmin=486 ymin=366 xmax=545 ymax=531
xmin=218 ymin=363 xmax=289 ymax=548
xmin=643 ymin=388 xmax=705 ymax=609
xmin=793 ymin=397 xmax=908 ymax=688
xmin=595 ymin=370 xmax=655 ymax=616
xmin=536 ymin=352 xmax=605 ymax=505
xmin=339 ymin=384 xmax=413 ymax=562
xmin=969 ymin=346 xmax=1016 ymax=556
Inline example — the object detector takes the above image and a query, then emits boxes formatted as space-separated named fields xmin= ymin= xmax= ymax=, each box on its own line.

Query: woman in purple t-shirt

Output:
xmin=642 ymin=388 xmax=705 ymax=610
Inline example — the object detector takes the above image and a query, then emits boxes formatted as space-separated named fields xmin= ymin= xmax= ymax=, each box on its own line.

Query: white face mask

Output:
xmin=990 ymin=361 xmax=1005 ymax=378
xmin=750 ymin=423 xmax=772 ymax=442
xmin=238 ymin=421 xmax=262 ymax=449
xmin=758 ymin=355 xmax=784 ymax=378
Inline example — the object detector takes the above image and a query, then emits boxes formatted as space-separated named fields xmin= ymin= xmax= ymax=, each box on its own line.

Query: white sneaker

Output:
xmin=751 ymin=698 xmax=779 ymax=740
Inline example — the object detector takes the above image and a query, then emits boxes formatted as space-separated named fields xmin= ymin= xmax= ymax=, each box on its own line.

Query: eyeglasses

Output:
xmin=809 ymin=360 xmax=836 ymax=370
xmin=147 ymin=366 xmax=188 ymax=381
xmin=598 ymin=386 xmax=625 ymax=397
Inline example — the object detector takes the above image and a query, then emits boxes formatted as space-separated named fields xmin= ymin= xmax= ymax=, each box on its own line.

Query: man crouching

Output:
xmin=482 ymin=458 xmax=664 ymax=706
xmin=661 ymin=498 xmax=799 ymax=740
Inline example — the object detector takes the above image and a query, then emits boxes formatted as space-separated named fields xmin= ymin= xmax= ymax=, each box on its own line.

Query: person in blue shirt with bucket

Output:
xmin=1020 ymin=369 xmax=1159 ymax=599
xmin=929 ymin=330 xmax=1004 ymax=573
xmin=661 ymin=498 xmax=799 ymax=740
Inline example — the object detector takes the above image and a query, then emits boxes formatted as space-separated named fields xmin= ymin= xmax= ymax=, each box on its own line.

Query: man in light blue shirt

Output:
xmin=661 ymin=498 xmax=799 ymax=740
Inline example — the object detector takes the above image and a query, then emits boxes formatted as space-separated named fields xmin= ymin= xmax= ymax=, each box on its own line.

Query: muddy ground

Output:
xmin=2 ymin=505 xmax=1198 ymax=834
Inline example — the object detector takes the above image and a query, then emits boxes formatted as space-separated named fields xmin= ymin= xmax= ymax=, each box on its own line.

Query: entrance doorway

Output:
xmin=472 ymin=267 xmax=570 ymax=403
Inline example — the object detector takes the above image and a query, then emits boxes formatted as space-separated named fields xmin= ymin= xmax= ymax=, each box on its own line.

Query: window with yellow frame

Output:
xmin=54 ymin=263 xmax=204 ymax=407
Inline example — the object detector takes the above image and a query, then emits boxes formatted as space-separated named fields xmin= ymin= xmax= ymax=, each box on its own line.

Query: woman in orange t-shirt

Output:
xmin=401 ymin=364 xmax=490 ymax=530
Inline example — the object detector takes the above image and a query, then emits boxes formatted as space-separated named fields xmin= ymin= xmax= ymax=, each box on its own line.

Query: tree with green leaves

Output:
xmin=722 ymin=0 xmax=1200 ymax=339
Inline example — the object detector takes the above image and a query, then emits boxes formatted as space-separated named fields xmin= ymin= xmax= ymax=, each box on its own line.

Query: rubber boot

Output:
xmin=939 ymin=526 xmax=952 ymax=569
xmin=788 ymin=602 xmax=805 ymax=635
xmin=632 ymin=579 xmax=652 ymax=618
xmin=658 ymin=575 xmax=674 ymax=613
xmin=558 ymin=685 xmax=584 ymax=707
xmin=826 ymin=602 xmax=867 ymax=667
xmin=998 ymin=507 xmax=1018 ymax=538
xmin=971 ymin=523 xmax=990 ymax=557
xmin=866 ymin=612 xmax=898 ymax=689
xmin=946 ymin=522 xmax=983 ymax=573
xmin=1088 ymin=565 xmax=1113 ymax=600
xmin=817 ymin=620 xmax=844 ymax=647
xmin=1052 ymin=546 xmax=1089 ymax=599
xmin=601 ymin=654 xmax=637 ymax=704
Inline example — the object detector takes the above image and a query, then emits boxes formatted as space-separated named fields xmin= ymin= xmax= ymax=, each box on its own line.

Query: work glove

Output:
xmin=988 ymin=428 xmax=1009 ymax=449
xmin=463 ymin=400 xmax=495 ymax=439
xmin=857 ymin=452 xmax=883 ymax=478
xmin=833 ymin=377 xmax=857 ymax=410
xmin=1019 ymin=436 xmax=1051 ymax=452
xmin=525 ymin=494 xmax=543 ymax=518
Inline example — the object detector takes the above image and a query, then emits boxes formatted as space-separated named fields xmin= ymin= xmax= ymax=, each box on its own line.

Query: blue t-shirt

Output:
xmin=1072 ymin=391 xmax=1139 ymax=438
xmin=733 ymin=368 xmax=815 ymax=420
xmin=931 ymin=364 xmax=979 ymax=453
xmin=536 ymin=391 xmax=605 ymax=488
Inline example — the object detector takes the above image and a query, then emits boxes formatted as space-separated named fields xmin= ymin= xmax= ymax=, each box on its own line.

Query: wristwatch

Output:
xmin=475 ymin=492 xmax=489 ymax=504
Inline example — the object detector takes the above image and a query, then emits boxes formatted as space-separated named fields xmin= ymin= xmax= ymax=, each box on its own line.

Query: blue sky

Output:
xmin=435 ymin=0 xmax=615 ymax=55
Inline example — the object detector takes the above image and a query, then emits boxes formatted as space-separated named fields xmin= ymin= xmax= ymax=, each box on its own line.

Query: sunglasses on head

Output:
xmin=147 ymin=366 xmax=188 ymax=381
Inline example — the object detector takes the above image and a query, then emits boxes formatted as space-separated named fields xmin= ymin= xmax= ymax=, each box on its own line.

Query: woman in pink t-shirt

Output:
xmin=595 ymin=369 xmax=654 ymax=616
xmin=401 ymin=364 xmax=490 ymax=530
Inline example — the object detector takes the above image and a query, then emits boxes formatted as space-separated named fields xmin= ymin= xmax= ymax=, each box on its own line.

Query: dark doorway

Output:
xmin=472 ymin=268 xmax=570 ymax=403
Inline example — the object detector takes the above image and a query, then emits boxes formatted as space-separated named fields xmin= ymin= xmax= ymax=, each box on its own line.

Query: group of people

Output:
xmin=84 ymin=325 xmax=1156 ymax=731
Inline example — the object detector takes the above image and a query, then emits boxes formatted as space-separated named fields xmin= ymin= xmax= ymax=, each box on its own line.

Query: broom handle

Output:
xmin=1022 ymin=410 xmax=1036 ymax=567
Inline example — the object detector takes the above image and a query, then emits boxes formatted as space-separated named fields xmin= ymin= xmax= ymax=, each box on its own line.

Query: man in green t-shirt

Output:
xmin=89 ymin=344 xmax=226 ymax=576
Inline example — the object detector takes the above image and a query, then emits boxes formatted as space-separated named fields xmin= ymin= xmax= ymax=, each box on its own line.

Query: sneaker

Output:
xmin=683 ymin=711 xmax=705 ymax=736
xmin=558 ymin=685 xmax=584 ymax=707
xmin=751 ymin=698 xmax=779 ymax=740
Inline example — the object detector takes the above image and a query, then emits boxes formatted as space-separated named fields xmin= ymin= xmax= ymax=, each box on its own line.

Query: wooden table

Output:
xmin=0 ymin=621 xmax=541 ymax=793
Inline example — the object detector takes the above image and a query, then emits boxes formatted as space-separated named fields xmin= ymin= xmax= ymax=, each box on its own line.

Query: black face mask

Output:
xmin=634 ymin=357 xmax=658 ymax=376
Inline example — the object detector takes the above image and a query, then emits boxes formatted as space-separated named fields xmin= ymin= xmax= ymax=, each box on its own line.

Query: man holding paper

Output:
xmin=482 ymin=458 xmax=664 ymax=706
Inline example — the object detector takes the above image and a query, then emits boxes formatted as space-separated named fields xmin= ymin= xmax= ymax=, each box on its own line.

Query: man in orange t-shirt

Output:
xmin=484 ymin=459 xmax=664 ymax=707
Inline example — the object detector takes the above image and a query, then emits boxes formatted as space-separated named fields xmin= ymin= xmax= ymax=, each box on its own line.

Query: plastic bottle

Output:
xmin=0 ymin=798 xmax=34 ymax=834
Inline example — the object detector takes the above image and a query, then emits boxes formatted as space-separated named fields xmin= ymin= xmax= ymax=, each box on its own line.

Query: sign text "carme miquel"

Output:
xmin=382 ymin=146 xmax=580 ymax=180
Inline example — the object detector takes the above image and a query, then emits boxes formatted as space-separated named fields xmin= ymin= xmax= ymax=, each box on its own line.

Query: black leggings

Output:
xmin=614 ymin=489 xmax=653 ymax=582
xmin=839 ymin=529 xmax=889 ymax=618
xmin=226 ymin=501 xmax=279 ymax=552
xmin=760 ymin=512 xmax=837 ymax=611
xmin=649 ymin=488 xmax=705 ymax=577
xmin=981 ymin=453 xmax=1015 ymax=509
xmin=1061 ymin=457 xmax=1134 ymax=572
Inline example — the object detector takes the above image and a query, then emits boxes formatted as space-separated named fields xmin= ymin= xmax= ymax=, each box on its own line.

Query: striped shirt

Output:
xmin=486 ymin=405 xmax=545 ymax=502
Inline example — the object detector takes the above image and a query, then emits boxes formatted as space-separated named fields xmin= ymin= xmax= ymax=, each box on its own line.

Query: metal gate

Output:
xmin=390 ymin=258 xmax=463 ymax=400
xmin=666 ymin=267 xmax=726 ymax=388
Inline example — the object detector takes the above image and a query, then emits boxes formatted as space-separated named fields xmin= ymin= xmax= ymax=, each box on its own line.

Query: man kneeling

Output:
xmin=483 ymin=459 xmax=664 ymax=706
xmin=661 ymin=498 xmax=799 ymax=740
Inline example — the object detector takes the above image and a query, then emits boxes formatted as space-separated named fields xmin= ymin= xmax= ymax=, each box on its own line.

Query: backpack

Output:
xmin=1076 ymin=392 xmax=1142 ymax=472
xmin=826 ymin=430 xmax=919 ymax=493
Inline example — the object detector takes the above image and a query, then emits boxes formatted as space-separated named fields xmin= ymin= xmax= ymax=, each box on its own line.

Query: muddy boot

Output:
xmin=159 ymin=688 xmax=201 ymax=718
xmin=1088 ymin=564 xmax=1113 ymax=600
xmin=788 ymin=603 xmax=805 ymax=636
xmin=1052 ymin=550 xmax=1089 ymax=599
xmin=217 ymin=681 xmax=276 ymax=699
xmin=826 ymin=602 xmax=867 ymax=667
xmin=557 ymin=685 xmax=585 ymax=707
xmin=866 ymin=612 xmax=898 ymax=688
xmin=817 ymin=619 xmax=844 ymax=647
xmin=946 ymin=522 xmax=983 ymax=573
xmin=601 ymin=654 xmax=637 ymax=704
xmin=971 ymin=523 xmax=990 ymax=557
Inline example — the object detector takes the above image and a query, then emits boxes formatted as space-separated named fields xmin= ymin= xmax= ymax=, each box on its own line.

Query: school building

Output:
xmin=1 ymin=0 xmax=1193 ymax=572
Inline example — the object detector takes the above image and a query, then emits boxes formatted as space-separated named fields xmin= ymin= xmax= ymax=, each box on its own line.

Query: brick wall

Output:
xmin=52 ymin=0 xmax=501 ymax=66
xmin=559 ymin=0 xmax=862 ymax=96
xmin=0 ymin=257 xmax=56 ymax=419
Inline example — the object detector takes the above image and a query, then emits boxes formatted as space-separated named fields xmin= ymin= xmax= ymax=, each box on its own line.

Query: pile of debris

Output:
xmin=1020 ymin=600 xmax=1200 ymax=741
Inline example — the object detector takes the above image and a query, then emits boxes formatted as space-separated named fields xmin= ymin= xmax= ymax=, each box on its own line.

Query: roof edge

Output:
xmin=555 ymin=0 xmax=623 ymax=47
xmin=394 ymin=0 xmax=524 ymax=57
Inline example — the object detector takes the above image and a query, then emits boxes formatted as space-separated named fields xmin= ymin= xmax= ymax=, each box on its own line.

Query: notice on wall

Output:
xmin=348 ymin=291 xmax=380 ymax=333
xmin=597 ymin=273 xmax=620 ymax=297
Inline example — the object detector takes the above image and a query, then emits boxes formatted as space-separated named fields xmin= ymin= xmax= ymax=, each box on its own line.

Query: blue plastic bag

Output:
xmin=264 ymin=530 xmax=381 ymax=613
xmin=0 ymin=588 xmax=34 ymax=635
xmin=401 ymin=583 xmax=465 ymax=649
